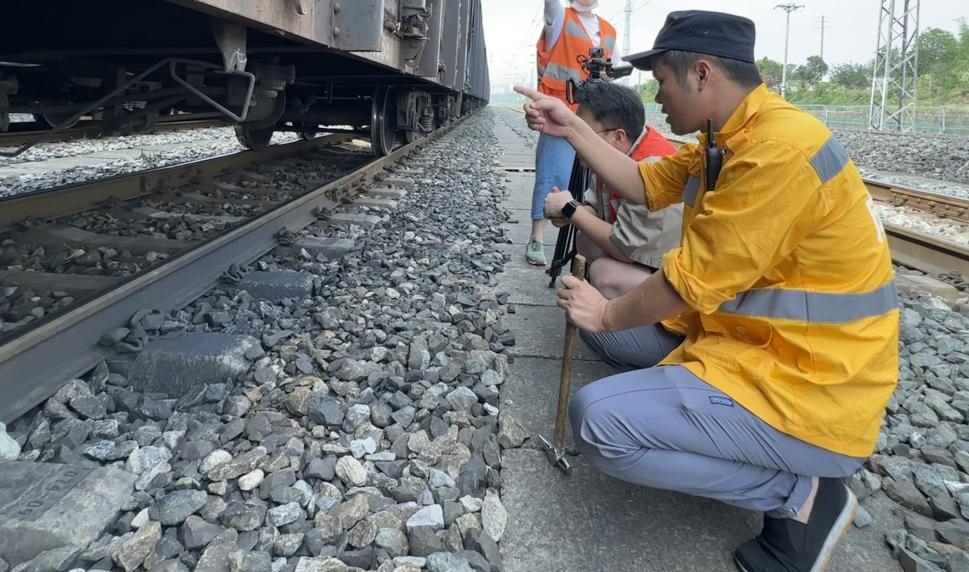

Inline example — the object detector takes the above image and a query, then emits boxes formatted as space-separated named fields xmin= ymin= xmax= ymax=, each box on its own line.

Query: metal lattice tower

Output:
xmin=868 ymin=0 xmax=920 ymax=131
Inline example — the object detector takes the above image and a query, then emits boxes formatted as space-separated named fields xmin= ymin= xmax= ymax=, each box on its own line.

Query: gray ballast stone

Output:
xmin=0 ymin=461 xmax=135 ymax=564
xmin=366 ymin=187 xmax=407 ymax=200
xmin=237 ymin=271 xmax=314 ymax=302
xmin=325 ymin=213 xmax=382 ymax=229
xmin=129 ymin=333 xmax=259 ymax=394
xmin=289 ymin=237 xmax=355 ymax=259
xmin=381 ymin=176 xmax=415 ymax=187
xmin=353 ymin=197 xmax=398 ymax=210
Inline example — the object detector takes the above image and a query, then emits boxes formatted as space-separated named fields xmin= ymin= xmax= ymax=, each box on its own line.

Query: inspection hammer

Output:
xmin=539 ymin=254 xmax=588 ymax=475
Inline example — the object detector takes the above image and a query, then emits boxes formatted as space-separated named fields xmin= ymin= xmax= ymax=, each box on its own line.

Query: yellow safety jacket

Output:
xmin=640 ymin=84 xmax=899 ymax=457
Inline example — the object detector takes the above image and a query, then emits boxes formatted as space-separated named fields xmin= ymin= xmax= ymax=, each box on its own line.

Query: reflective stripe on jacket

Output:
xmin=537 ymin=7 xmax=617 ymax=108
xmin=638 ymin=84 xmax=899 ymax=457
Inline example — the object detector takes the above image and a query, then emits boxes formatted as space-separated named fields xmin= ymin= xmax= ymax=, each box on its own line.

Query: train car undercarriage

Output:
xmin=0 ymin=0 xmax=489 ymax=155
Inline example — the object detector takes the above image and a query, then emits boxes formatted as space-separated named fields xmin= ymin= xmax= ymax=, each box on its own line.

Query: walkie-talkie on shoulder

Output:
xmin=705 ymin=119 xmax=723 ymax=191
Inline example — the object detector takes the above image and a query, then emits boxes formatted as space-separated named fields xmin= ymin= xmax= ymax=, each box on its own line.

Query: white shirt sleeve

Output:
xmin=544 ymin=0 xmax=565 ymax=49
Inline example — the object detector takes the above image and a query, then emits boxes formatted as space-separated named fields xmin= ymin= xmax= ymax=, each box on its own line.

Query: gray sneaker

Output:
xmin=525 ymin=240 xmax=546 ymax=266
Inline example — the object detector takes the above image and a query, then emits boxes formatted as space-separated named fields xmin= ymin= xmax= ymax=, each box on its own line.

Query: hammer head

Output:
xmin=538 ymin=434 xmax=572 ymax=475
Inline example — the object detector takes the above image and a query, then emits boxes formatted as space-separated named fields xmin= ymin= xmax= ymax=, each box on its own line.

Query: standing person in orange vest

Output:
xmin=526 ymin=0 xmax=620 ymax=267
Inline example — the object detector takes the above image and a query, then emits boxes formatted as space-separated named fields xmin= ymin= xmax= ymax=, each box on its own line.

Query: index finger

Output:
xmin=514 ymin=86 xmax=544 ymax=101
xmin=561 ymin=275 xmax=581 ymax=288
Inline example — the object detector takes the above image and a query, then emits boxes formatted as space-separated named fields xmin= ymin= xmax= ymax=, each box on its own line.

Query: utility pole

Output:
xmin=623 ymin=0 xmax=633 ymax=86
xmin=775 ymin=4 xmax=804 ymax=98
xmin=816 ymin=15 xmax=826 ymax=60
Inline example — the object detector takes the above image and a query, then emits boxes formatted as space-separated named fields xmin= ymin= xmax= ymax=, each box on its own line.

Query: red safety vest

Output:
xmin=600 ymin=127 xmax=676 ymax=222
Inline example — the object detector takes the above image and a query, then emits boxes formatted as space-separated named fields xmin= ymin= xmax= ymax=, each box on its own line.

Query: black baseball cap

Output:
xmin=624 ymin=10 xmax=756 ymax=70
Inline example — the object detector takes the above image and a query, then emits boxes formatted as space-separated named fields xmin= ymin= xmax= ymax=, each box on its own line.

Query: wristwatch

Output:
xmin=562 ymin=200 xmax=580 ymax=219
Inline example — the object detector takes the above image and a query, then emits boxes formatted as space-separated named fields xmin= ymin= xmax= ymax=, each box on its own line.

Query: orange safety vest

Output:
xmin=537 ymin=8 xmax=617 ymax=109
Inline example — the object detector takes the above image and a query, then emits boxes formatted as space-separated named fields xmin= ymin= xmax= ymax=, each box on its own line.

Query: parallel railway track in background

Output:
xmin=864 ymin=180 xmax=969 ymax=279
xmin=0 ymin=120 xmax=461 ymax=423
xmin=0 ymin=118 xmax=226 ymax=156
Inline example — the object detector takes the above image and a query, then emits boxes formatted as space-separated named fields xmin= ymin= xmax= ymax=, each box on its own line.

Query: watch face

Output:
xmin=564 ymin=200 xmax=578 ymax=218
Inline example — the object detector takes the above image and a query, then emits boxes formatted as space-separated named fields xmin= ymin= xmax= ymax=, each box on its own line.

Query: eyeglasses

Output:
xmin=596 ymin=127 xmax=621 ymax=135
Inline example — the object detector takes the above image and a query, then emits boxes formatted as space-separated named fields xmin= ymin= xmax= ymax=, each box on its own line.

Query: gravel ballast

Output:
xmin=3 ymin=110 xmax=517 ymax=572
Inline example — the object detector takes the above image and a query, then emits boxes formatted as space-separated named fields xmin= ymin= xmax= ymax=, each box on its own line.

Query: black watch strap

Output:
xmin=562 ymin=200 xmax=580 ymax=219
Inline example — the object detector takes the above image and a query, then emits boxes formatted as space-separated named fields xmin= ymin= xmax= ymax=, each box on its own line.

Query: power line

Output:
xmin=608 ymin=0 xmax=653 ymax=24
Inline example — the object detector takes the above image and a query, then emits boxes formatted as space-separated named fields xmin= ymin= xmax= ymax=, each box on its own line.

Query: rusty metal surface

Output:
xmin=163 ymin=0 xmax=485 ymax=94
xmin=165 ymin=0 xmax=328 ymax=45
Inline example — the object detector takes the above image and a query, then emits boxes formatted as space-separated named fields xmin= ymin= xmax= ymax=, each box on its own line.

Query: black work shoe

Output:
xmin=734 ymin=477 xmax=858 ymax=572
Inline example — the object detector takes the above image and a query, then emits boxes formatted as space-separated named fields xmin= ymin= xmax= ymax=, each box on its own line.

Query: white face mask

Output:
xmin=570 ymin=1 xmax=599 ymax=12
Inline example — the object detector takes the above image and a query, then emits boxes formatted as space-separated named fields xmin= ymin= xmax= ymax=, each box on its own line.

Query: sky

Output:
xmin=482 ymin=0 xmax=969 ymax=93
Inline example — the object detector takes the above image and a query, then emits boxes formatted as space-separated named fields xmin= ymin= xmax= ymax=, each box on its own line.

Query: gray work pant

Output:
xmin=574 ymin=325 xmax=864 ymax=517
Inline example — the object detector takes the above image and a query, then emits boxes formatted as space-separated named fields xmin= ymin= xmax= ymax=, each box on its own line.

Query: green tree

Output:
xmin=795 ymin=55 xmax=829 ymax=86
xmin=917 ymin=28 xmax=958 ymax=74
xmin=830 ymin=62 xmax=873 ymax=90
xmin=755 ymin=57 xmax=782 ymax=91
xmin=637 ymin=79 xmax=658 ymax=103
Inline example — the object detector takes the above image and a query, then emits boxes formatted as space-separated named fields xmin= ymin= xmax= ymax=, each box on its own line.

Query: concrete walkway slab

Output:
xmin=502 ymin=173 xmax=535 ymax=211
xmin=495 ymin=266 xmax=559 ymax=306
xmin=504 ymin=304 xmax=600 ymax=361
xmin=500 ymin=448 xmax=759 ymax=572
xmin=506 ymin=223 xmax=557 ymax=246
xmin=500 ymin=448 xmax=901 ymax=572
xmin=501 ymin=356 xmax=616 ymax=451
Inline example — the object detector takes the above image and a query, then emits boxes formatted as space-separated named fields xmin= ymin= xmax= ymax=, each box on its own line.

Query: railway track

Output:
xmin=0 ymin=118 xmax=227 ymax=157
xmin=0 ymin=121 xmax=460 ymax=423
xmin=863 ymin=179 xmax=969 ymax=279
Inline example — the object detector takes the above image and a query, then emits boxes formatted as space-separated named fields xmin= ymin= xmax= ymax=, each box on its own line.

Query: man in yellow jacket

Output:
xmin=517 ymin=10 xmax=898 ymax=572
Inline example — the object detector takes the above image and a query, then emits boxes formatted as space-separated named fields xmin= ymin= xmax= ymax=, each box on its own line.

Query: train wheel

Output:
xmin=38 ymin=112 xmax=79 ymax=130
xmin=234 ymin=124 xmax=274 ymax=149
xmin=298 ymin=123 xmax=318 ymax=141
xmin=370 ymin=87 xmax=397 ymax=156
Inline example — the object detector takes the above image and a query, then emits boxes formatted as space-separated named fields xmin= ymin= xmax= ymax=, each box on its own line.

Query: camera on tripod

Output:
xmin=566 ymin=47 xmax=634 ymax=105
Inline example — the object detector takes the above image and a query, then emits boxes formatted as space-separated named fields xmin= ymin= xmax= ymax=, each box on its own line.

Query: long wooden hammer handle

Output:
xmin=554 ymin=254 xmax=588 ymax=451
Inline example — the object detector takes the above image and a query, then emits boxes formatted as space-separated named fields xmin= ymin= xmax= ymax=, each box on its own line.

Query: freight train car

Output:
xmin=0 ymin=0 xmax=490 ymax=155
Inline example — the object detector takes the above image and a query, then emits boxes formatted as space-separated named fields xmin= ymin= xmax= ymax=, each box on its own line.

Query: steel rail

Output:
xmin=0 ymin=119 xmax=461 ymax=423
xmin=885 ymin=224 xmax=969 ymax=280
xmin=0 ymin=134 xmax=355 ymax=229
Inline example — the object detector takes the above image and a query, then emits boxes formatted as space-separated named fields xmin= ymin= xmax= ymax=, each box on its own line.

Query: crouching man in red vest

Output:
xmin=545 ymin=80 xmax=680 ymax=309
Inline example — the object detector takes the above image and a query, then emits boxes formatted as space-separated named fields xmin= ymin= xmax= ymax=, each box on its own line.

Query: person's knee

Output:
xmin=589 ymin=257 xmax=651 ymax=299
xmin=589 ymin=257 xmax=624 ymax=299
xmin=588 ymin=258 xmax=608 ymax=291
xmin=569 ymin=384 xmax=619 ymax=449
